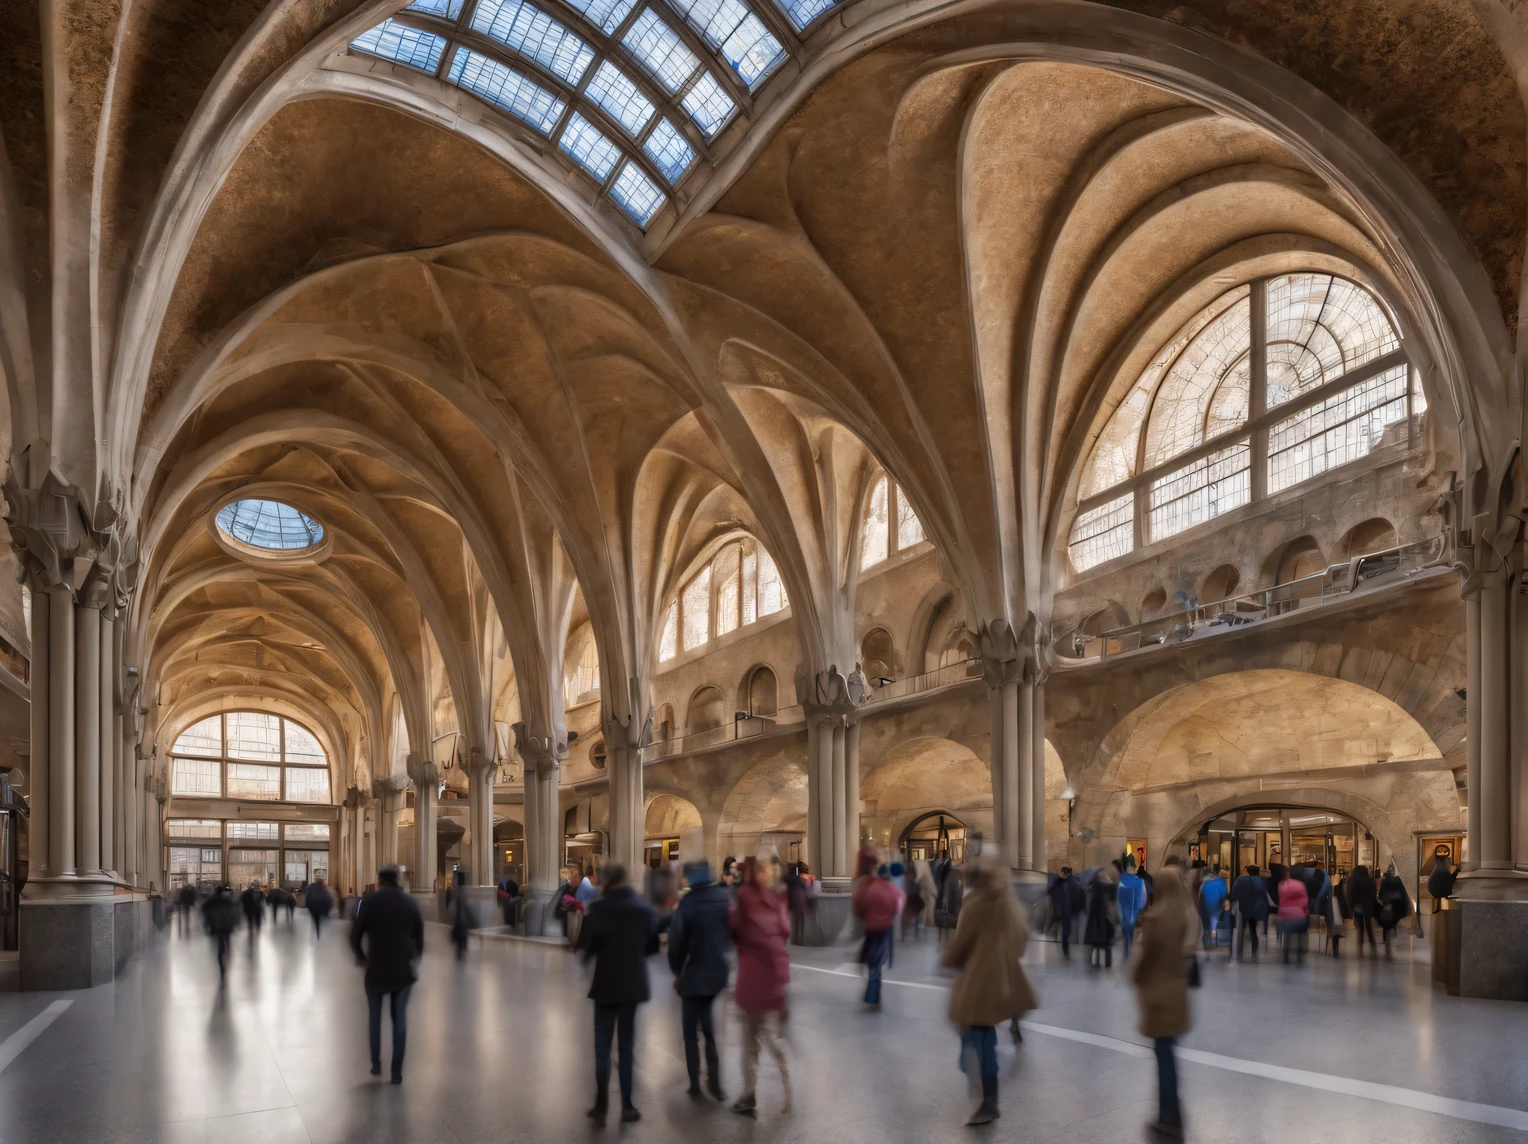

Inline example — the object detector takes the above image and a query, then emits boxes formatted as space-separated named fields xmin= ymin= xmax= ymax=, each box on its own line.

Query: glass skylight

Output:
xmin=560 ymin=111 xmax=623 ymax=180
xmin=449 ymin=48 xmax=567 ymax=135
xmin=622 ymin=9 xmax=701 ymax=93
xmin=680 ymin=70 xmax=735 ymax=136
xmin=643 ymin=117 xmax=695 ymax=181
xmin=216 ymin=500 xmax=324 ymax=551
xmin=609 ymin=161 xmax=666 ymax=225
xmin=585 ymin=60 xmax=656 ymax=137
xmin=774 ymin=0 xmax=836 ymax=30
xmin=350 ymin=18 xmax=448 ymax=72
xmin=406 ymin=0 xmax=466 ymax=17
xmin=560 ymin=0 xmax=638 ymax=34
xmin=471 ymin=0 xmax=595 ymax=86
xmin=665 ymin=0 xmax=785 ymax=87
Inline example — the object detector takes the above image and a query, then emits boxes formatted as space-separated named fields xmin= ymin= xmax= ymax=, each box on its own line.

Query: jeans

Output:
xmin=959 ymin=1026 xmax=998 ymax=1079
xmin=1121 ymin=922 xmax=1135 ymax=959
xmin=1353 ymin=909 xmax=1376 ymax=951
xmin=739 ymin=1010 xmax=788 ymax=1103
xmin=594 ymin=1003 xmax=637 ymax=1108
xmin=1241 ymin=917 xmax=1261 ymax=954
xmin=1154 ymin=1036 xmax=1181 ymax=1127
xmin=680 ymin=995 xmax=719 ymax=1086
xmin=367 ymin=986 xmax=412 ymax=1076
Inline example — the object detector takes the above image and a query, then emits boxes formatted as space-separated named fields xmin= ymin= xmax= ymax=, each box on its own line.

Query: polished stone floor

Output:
xmin=0 ymin=913 xmax=1524 ymax=1143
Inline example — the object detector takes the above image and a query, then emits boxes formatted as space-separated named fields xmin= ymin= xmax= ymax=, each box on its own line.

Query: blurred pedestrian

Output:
xmin=1272 ymin=863 xmax=1308 ymax=963
xmin=1229 ymin=865 xmax=1268 ymax=958
xmin=668 ymin=859 xmax=730 ymax=1101
xmin=785 ymin=861 xmax=813 ymax=944
xmin=201 ymin=884 xmax=239 ymax=981
xmin=1118 ymin=856 xmax=1147 ymax=959
xmin=730 ymin=856 xmax=791 ymax=1116
xmin=176 ymin=882 xmax=199 ymax=936
xmin=1377 ymin=863 xmax=1412 ymax=960
xmin=580 ymin=864 xmax=659 ymax=1124
xmin=942 ymin=853 xmax=1034 ymax=1126
xmin=853 ymin=861 xmax=903 ymax=1007
xmin=1130 ymin=860 xmax=1199 ymax=1139
xmin=1346 ymin=865 xmax=1377 ymax=956
xmin=497 ymin=870 xmax=520 ymax=927
xmin=1047 ymin=867 xmax=1082 ymax=957
xmin=1085 ymin=865 xmax=1118 ymax=968
xmin=240 ymin=882 xmax=264 ymax=940
xmin=1199 ymin=864 xmax=1228 ymax=951
xmin=304 ymin=877 xmax=334 ymax=939
xmin=350 ymin=865 xmax=424 ymax=1084
xmin=1426 ymin=847 xmax=1458 ymax=911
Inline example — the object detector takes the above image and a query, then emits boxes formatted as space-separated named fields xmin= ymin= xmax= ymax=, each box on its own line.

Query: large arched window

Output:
xmin=170 ymin=712 xmax=332 ymax=804
xmin=564 ymin=626 xmax=601 ymax=707
xmin=658 ymin=536 xmax=787 ymax=663
xmin=860 ymin=473 xmax=926 ymax=571
xmin=1068 ymin=273 xmax=1419 ymax=572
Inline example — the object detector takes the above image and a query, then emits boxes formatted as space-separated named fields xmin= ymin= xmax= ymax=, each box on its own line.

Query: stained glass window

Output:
xmin=1265 ymin=274 xmax=1400 ymax=409
xmin=1141 ymin=293 xmax=1250 ymax=468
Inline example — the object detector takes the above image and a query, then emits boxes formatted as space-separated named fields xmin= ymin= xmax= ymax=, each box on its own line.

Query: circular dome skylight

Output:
xmin=216 ymin=499 xmax=324 ymax=551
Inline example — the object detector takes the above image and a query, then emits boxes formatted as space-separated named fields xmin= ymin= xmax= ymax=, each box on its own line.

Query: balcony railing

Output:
xmin=1055 ymin=535 xmax=1447 ymax=666
xmin=863 ymin=657 xmax=982 ymax=702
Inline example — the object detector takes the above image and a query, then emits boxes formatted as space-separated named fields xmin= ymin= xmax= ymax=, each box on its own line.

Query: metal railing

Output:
xmin=863 ymin=657 xmax=982 ymax=702
xmin=1056 ymin=535 xmax=1447 ymax=665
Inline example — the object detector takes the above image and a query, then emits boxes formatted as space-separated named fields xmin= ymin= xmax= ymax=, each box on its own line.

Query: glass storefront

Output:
xmin=166 ymin=819 xmax=333 ymax=892
xmin=1196 ymin=806 xmax=1372 ymax=879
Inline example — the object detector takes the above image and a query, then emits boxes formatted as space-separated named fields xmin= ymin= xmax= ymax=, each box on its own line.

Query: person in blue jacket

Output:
xmin=1199 ymin=864 xmax=1229 ymax=949
xmin=668 ymin=860 xmax=731 ymax=1102
xmin=1117 ymin=854 xmax=1147 ymax=958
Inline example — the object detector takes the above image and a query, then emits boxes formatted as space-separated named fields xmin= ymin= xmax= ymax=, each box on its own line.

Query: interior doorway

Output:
xmin=1188 ymin=805 xmax=1376 ymax=880
xmin=899 ymin=812 xmax=967 ymax=864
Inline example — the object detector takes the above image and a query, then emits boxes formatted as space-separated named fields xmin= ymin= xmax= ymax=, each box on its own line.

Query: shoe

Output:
xmin=587 ymin=1104 xmax=607 ymax=1125
xmin=731 ymin=1097 xmax=757 ymax=1117
xmin=966 ymin=1104 xmax=998 ymax=1126
xmin=370 ymin=1063 xmax=382 ymax=1077
xmin=1148 ymin=1121 xmax=1184 ymax=1139
xmin=390 ymin=1074 xmax=402 ymax=1085
xmin=708 ymin=1078 xmax=726 ymax=1102
xmin=621 ymin=1107 xmax=641 ymax=1123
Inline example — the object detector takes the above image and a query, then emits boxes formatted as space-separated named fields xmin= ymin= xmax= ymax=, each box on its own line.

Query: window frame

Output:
xmin=1069 ymin=275 xmax=1412 ymax=572
xmin=859 ymin=474 xmax=929 ymax=572
xmin=168 ymin=712 xmax=332 ymax=804
xmin=658 ymin=535 xmax=789 ymax=664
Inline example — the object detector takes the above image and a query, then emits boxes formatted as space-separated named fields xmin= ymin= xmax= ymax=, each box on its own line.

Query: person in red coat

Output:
xmin=852 ymin=860 xmax=904 ymax=1007
xmin=729 ymin=856 xmax=791 ymax=1116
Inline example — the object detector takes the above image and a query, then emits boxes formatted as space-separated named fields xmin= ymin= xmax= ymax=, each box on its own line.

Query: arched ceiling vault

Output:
xmin=1 ymin=0 xmax=1516 ymax=790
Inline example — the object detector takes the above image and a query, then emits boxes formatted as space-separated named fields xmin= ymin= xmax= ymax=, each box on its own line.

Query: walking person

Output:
xmin=1085 ymin=866 xmax=1119 ymax=968
xmin=176 ymin=882 xmax=199 ymax=936
xmin=1118 ymin=856 xmax=1146 ymax=960
xmin=580 ymin=865 xmax=659 ymax=1125
xmin=1199 ymin=864 xmax=1228 ymax=951
xmin=1346 ymin=865 xmax=1378 ymax=956
xmin=942 ymin=854 xmax=1035 ymax=1126
xmin=349 ymin=865 xmax=424 ymax=1084
xmin=497 ymin=870 xmax=520 ymax=927
xmin=1047 ymin=867 xmax=1082 ymax=958
xmin=201 ymin=884 xmax=240 ymax=982
xmin=1377 ymin=863 xmax=1412 ymax=960
xmin=1130 ymin=860 xmax=1199 ymax=1140
xmin=1229 ymin=865 xmax=1268 ymax=958
xmin=730 ymin=856 xmax=791 ymax=1117
xmin=240 ymin=882 xmax=265 ymax=942
xmin=304 ymin=877 xmax=334 ymax=939
xmin=1272 ymin=863 xmax=1308 ymax=963
xmin=667 ymin=859 xmax=730 ymax=1101
xmin=852 ymin=861 xmax=904 ymax=1007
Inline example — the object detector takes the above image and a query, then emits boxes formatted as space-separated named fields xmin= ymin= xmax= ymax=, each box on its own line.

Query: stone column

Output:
xmin=1031 ymin=677 xmax=1048 ymax=873
xmin=514 ymin=725 xmax=564 ymax=935
xmin=844 ymin=718 xmax=861 ymax=852
xmin=605 ymin=712 xmax=646 ymax=874
xmin=372 ymin=775 xmax=407 ymax=870
xmin=809 ymin=715 xmax=837 ymax=874
xmin=830 ymin=720 xmax=847 ymax=869
xmin=1465 ymin=592 xmax=1481 ymax=870
xmin=981 ymin=619 xmax=1020 ymax=871
xmin=466 ymin=748 xmax=497 ymax=886
xmin=98 ymin=609 xmax=115 ymax=879
xmin=1016 ymin=674 xmax=1035 ymax=872
xmin=48 ymin=583 xmax=76 ymax=878
xmin=74 ymin=594 xmax=101 ymax=878
xmin=27 ymin=581 xmax=49 ymax=880
xmin=406 ymin=756 xmax=439 ymax=893
xmin=1476 ymin=572 xmax=1511 ymax=870
xmin=799 ymin=664 xmax=867 ymax=878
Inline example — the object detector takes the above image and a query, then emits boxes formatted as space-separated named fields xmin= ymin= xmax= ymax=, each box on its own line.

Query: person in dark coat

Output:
xmin=667 ymin=860 xmax=731 ymax=1101
xmin=176 ymin=882 xmax=199 ymax=936
xmin=1229 ymin=865 xmax=1269 ymax=957
xmin=1047 ymin=868 xmax=1084 ymax=957
xmin=1377 ymin=864 xmax=1412 ymax=959
xmin=497 ymin=871 xmax=520 ymax=926
xmin=349 ymin=865 xmax=424 ymax=1084
xmin=304 ymin=878 xmax=334 ymax=939
xmin=239 ymin=882 xmax=265 ymax=939
xmin=580 ymin=864 xmax=659 ymax=1124
xmin=1084 ymin=868 xmax=1118 ymax=967
xmin=1346 ymin=865 xmax=1378 ymax=956
xmin=201 ymin=884 xmax=240 ymax=981
xmin=1425 ymin=848 xmax=1457 ymax=911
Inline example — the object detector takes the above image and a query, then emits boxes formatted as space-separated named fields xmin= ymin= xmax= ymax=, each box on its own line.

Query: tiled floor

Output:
xmin=0 ymin=913 xmax=1523 ymax=1142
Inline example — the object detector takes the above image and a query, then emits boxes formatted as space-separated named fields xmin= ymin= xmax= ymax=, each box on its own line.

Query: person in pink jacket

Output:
xmin=1273 ymin=863 xmax=1310 ymax=963
xmin=729 ymin=856 xmax=791 ymax=1116
xmin=852 ymin=859 xmax=904 ymax=1007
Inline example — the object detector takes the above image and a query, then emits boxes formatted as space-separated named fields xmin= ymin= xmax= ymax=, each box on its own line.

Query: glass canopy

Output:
xmin=350 ymin=0 xmax=843 ymax=228
xmin=216 ymin=499 xmax=325 ymax=551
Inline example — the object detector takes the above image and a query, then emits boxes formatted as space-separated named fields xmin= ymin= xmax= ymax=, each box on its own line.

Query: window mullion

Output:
xmin=1249 ymin=278 xmax=1268 ymax=503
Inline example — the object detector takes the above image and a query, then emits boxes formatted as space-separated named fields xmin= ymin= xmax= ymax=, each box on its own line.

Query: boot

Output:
xmin=966 ymin=1074 xmax=999 ymax=1125
xmin=587 ymin=1075 xmax=609 ymax=1124
xmin=707 ymin=1074 xmax=726 ymax=1102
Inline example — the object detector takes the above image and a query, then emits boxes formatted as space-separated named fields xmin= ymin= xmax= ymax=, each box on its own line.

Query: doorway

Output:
xmin=899 ymin=812 xmax=967 ymax=864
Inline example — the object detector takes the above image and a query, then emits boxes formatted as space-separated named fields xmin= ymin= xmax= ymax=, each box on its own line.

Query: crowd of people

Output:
xmin=178 ymin=837 xmax=1433 ymax=1139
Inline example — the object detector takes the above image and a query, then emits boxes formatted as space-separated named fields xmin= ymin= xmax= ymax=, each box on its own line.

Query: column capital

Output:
xmin=796 ymin=663 xmax=868 ymax=722
xmin=513 ymin=722 xmax=566 ymax=771
xmin=979 ymin=615 xmax=1046 ymax=687
xmin=405 ymin=753 xmax=439 ymax=790
xmin=4 ymin=465 xmax=139 ymax=608
xmin=372 ymin=774 xmax=408 ymax=802
xmin=604 ymin=707 xmax=651 ymax=752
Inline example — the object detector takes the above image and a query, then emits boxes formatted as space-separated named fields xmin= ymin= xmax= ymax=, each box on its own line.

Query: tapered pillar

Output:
xmin=372 ymin=776 xmax=406 ymax=870
xmin=605 ymin=715 xmax=646 ymax=873
xmin=111 ymin=712 xmax=125 ymax=877
xmin=1015 ymin=675 xmax=1034 ymax=871
xmin=514 ymin=724 xmax=564 ymax=891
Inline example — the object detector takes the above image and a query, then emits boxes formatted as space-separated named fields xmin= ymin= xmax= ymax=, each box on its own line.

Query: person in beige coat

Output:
xmin=941 ymin=856 xmax=1036 ymax=1126
xmin=1129 ymin=860 xmax=1201 ymax=1140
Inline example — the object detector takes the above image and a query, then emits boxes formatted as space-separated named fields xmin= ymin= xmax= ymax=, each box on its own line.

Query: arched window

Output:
xmin=686 ymin=685 xmax=726 ymax=734
xmin=861 ymin=628 xmax=895 ymax=684
xmin=747 ymin=666 xmax=778 ymax=717
xmin=170 ymin=712 xmax=332 ymax=804
xmin=1068 ymin=274 xmax=1418 ymax=572
xmin=563 ymin=627 xmax=601 ymax=707
xmin=658 ymin=536 xmax=788 ymax=663
xmin=860 ymin=473 xmax=927 ymax=571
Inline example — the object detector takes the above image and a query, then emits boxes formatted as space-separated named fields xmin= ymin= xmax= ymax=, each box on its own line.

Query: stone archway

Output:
xmin=717 ymin=756 xmax=810 ymax=868
xmin=645 ymin=793 xmax=704 ymax=865
xmin=860 ymin=737 xmax=994 ymax=854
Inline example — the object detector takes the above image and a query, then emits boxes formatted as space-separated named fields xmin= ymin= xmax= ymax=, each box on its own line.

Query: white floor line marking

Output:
xmin=790 ymin=962 xmax=1528 ymax=1131
xmin=0 ymin=1001 xmax=72 ymax=1077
